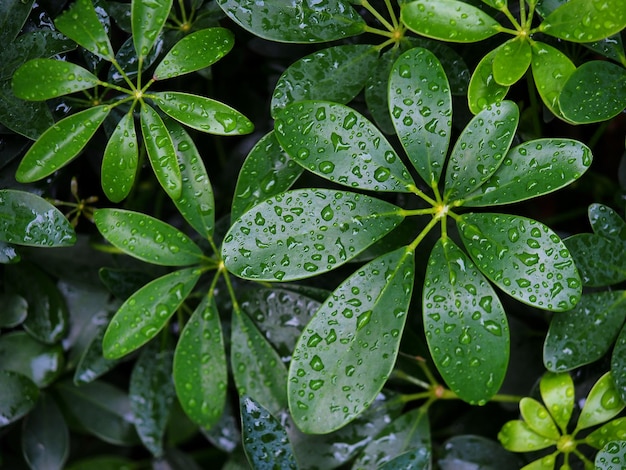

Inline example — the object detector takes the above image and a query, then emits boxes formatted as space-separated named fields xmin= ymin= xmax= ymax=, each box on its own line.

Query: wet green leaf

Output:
xmin=275 ymin=102 xmax=414 ymax=192
xmin=102 ymin=112 xmax=138 ymax=202
xmin=564 ymin=234 xmax=626 ymax=287
xmin=217 ymin=0 xmax=366 ymax=43
xmin=94 ymin=208 xmax=204 ymax=266
xmin=577 ymin=372 xmax=625 ymax=431
xmin=612 ymin=328 xmax=626 ymax=400
xmin=438 ymin=434 xmax=523 ymax=469
xmin=240 ymin=396 xmax=298 ymax=469
xmin=0 ymin=293 xmax=27 ymax=328
xmin=223 ymin=189 xmax=404 ymax=281
xmin=595 ymin=441 xmax=626 ymax=469
xmin=271 ymin=44 xmax=378 ymax=117
xmin=288 ymin=247 xmax=414 ymax=433
xmin=458 ymin=213 xmax=581 ymax=311
xmin=0 ymin=370 xmax=39 ymax=427
xmin=0 ymin=189 xmax=76 ymax=247
xmin=15 ymin=105 xmax=110 ymax=183
xmin=401 ymin=0 xmax=500 ymax=42
xmin=102 ymin=268 xmax=201 ymax=359
xmin=173 ymin=295 xmax=227 ymax=430
xmin=424 ymin=238 xmax=508 ymax=404
xmin=54 ymin=0 xmax=115 ymax=60
xmin=0 ymin=331 xmax=64 ymax=387
xmin=365 ymin=47 xmax=402 ymax=134
xmin=589 ymin=203 xmax=626 ymax=239
xmin=389 ymin=47 xmax=451 ymax=186
xmin=492 ymin=37 xmax=531 ymax=86
xmin=585 ymin=418 xmax=626 ymax=449
xmin=444 ymin=101 xmax=518 ymax=203
xmin=132 ymin=0 xmax=172 ymax=59
xmin=231 ymin=131 xmax=303 ymax=224
xmin=107 ymin=35 xmax=162 ymax=83
xmin=0 ymin=81 xmax=54 ymax=139
xmin=153 ymin=91 xmax=254 ymax=135
xmin=540 ymin=372 xmax=574 ymax=432
xmin=0 ymin=0 xmax=34 ymax=43
xmin=585 ymin=34 xmax=626 ymax=64
xmin=74 ymin=320 xmax=119 ymax=385
xmin=379 ymin=448 xmax=430 ymax=469
xmin=497 ymin=420 xmax=556 ymax=452
xmin=520 ymin=397 xmax=560 ymax=440
xmin=154 ymin=27 xmax=234 ymax=80
xmin=467 ymin=47 xmax=509 ymax=114
xmin=99 ymin=268 xmax=155 ymax=301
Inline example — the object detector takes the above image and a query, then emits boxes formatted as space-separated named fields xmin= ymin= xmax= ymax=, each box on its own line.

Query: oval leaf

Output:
xmin=0 ymin=370 xmax=39 ymax=427
xmin=222 ymin=189 xmax=405 ymax=281
xmin=288 ymin=247 xmax=415 ymax=433
xmin=12 ymin=59 xmax=99 ymax=100
xmin=578 ymin=372 xmax=625 ymax=431
xmin=0 ymin=331 xmax=64 ymax=387
xmin=498 ymin=420 xmax=556 ymax=452
xmin=275 ymin=101 xmax=414 ymax=192
xmin=519 ymin=397 xmax=561 ymax=440
xmin=102 ymin=112 xmax=138 ymax=202
xmin=467 ymin=47 xmax=510 ymax=114
xmin=564 ymin=234 xmax=626 ymax=287
xmin=492 ymin=37 xmax=531 ymax=86
xmin=132 ymin=0 xmax=172 ymax=59
xmin=589 ymin=203 xmax=626 ymax=239
xmin=586 ymin=418 xmax=626 ymax=450
xmin=0 ymin=293 xmax=27 ymax=328
xmin=540 ymin=372 xmax=574 ymax=432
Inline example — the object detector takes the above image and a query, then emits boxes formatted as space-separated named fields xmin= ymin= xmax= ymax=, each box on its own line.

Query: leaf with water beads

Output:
xmin=492 ymin=37 xmax=531 ymax=86
xmin=612 ymin=327 xmax=626 ymax=403
xmin=595 ymin=441 xmax=626 ymax=470
xmin=519 ymin=398 xmax=560 ymax=440
xmin=365 ymin=47 xmax=402 ymax=135
xmin=102 ymin=267 xmax=201 ymax=359
xmin=423 ymin=238 xmax=508 ymax=405
xmin=102 ymin=112 xmax=138 ymax=202
xmin=585 ymin=418 xmax=626 ymax=450
xmin=589 ymin=203 xmax=626 ymax=240
xmin=274 ymin=101 xmax=414 ymax=192
xmin=94 ymin=208 xmax=204 ymax=266
xmin=497 ymin=420 xmax=556 ymax=452
xmin=12 ymin=59 xmax=99 ymax=100
xmin=288 ymin=247 xmax=415 ymax=434
xmin=457 ymin=213 xmax=581 ymax=312
xmin=222 ymin=188 xmax=404 ymax=282
xmin=577 ymin=372 xmax=625 ymax=431
xmin=564 ymin=234 xmax=626 ymax=287
xmin=467 ymin=47 xmax=510 ymax=115
xmin=540 ymin=372 xmax=574 ymax=433
xmin=0 ymin=370 xmax=39 ymax=428
xmin=132 ymin=0 xmax=172 ymax=60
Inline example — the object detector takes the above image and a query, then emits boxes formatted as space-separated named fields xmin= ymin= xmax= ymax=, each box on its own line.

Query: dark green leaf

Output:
xmin=612 ymin=326 xmax=626 ymax=402
xmin=107 ymin=35 xmax=162 ymax=83
xmin=540 ymin=372 xmax=574 ymax=432
xmin=585 ymin=418 xmax=626 ymax=449
xmin=379 ymin=448 xmax=430 ymax=469
xmin=492 ymin=37 xmax=531 ymax=86
xmin=595 ymin=441 xmax=626 ymax=469
xmin=589 ymin=203 xmax=626 ymax=239
xmin=577 ymin=372 xmax=625 ymax=431
xmin=132 ymin=0 xmax=172 ymax=59
xmin=584 ymin=34 xmax=626 ymax=64
xmin=0 ymin=0 xmax=34 ymax=43
xmin=0 ymin=293 xmax=27 ymax=328
xmin=467 ymin=47 xmax=510 ymax=114
xmin=564 ymin=234 xmax=626 ymax=286
xmin=0 ymin=81 xmax=54 ymax=139
xmin=365 ymin=47 xmax=402 ymax=135
xmin=0 ymin=370 xmax=39 ymax=427
xmin=0 ymin=331 xmax=64 ymax=387
xmin=497 ymin=420 xmax=555 ymax=451
xmin=438 ymin=435 xmax=522 ymax=469
xmin=222 ymin=189 xmax=404 ymax=281
xmin=99 ymin=267 xmax=155 ymax=301
xmin=74 ymin=320 xmax=119 ymax=385
xmin=102 ymin=112 xmax=138 ymax=202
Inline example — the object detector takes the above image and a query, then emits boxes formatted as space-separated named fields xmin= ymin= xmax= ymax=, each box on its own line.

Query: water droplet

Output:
xmin=321 ymin=204 xmax=334 ymax=221
xmin=356 ymin=311 xmax=372 ymax=330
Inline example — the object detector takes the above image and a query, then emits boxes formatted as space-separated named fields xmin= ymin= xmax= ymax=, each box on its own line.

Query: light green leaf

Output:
xmin=94 ymin=208 xmax=204 ymax=266
xmin=132 ymin=0 xmax=172 ymax=59
xmin=492 ymin=37 xmax=531 ymax=86
xmin=595 ymin=441 xmax=626 ymax=469
xmin=577 ymin=372 xmax=625 ymax=431
xmin=540 ymin=372 xmax=574 ymax=433
xmin=288 ymin=247 xmax=415 ymax=433
xmin=564 ymin=234 xmax=626 ymax=287
xmin=585 ymin=418 xmax=626 ymax=449
xmin=154 ymin=27 xmax=234 ymax=80
xmin=0 ymin=370 xmax=39 ymax=427
xmin=389 ymin=46 xmax=451 ymax=186
xmin=222 ymin=189 xmax=404 ymax=281
xmin=102 ymin=112 xmax=138 ymax=202
xmin=424 ymin=238 xmax=508 ymax=404
xmin=274 ymin=101 xmax=414 ymax=192
xmin=497 ymin=420 xmax=556 ymax=452
xmin=102 ymin=268 xmax=201 ymax=359
xmin=589 ymin=203 xmax=626 ymax=239
xmin=152 ymin=91 xmax=254 ymax=135
xmin=520 ymin=453 xmax=559 ymax=470
xmin=467 ymin=47 xmax=510 ymax=114
xmin=520 ymin=397 xmax=561 ymax=440
xmin=16 ymin=105 xmax=110 ymax=183
xmin=401 ymin=0 xmax=500 ymax=42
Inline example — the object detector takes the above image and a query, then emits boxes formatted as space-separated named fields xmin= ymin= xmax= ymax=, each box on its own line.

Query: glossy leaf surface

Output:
xmin=389 ymin=46 xmax=451 ymax=186
xmin=16 ymin=105 xmax=110 ymax=183
xmin=467 ymin=48 xmax=509 ymax=114
xmin=492 ymin=37 xmax=531 ymax=86
xmin=520 ymin=397 xmax=560 ymax=440
xmin=0 ymin=293 xmax=27 ymax=328
xmin=365 ymin=47 xmax=401 ymax=134
xmin=497 ymin=420 xmax=555 ymax=452
xmin=102 ymin=268 xmax=201 ymax=359
xmin=586 ymin=418 xmax=626 ymax=449
xmin=438 ymin=435 xmax=522 ymax=469
xmin=132 ymin=0 xmax=172 ymax=59
xmin=288 ymin=247 xmax=415 ymax=433
xmin=424 ymin=238 xmax=508 ymax=404
xmin=94 ymin=209 xmax=203 ymax=266
xmin=595 ymin=441 xmax=626 ymax=470
xmin=74 ymin=322 xmax=119 ymax=385
xmin=275 ymin=101 xmax=414 ymax=192
xmin=379 ymin=448 xmax=430 ymax=469
xmin=0 ymin=331 xmax=64 ymax=387
xmin=0 ymin=82 xmax=54 ymax=140
xmin=577 ymin=372 xmax=625 ymax=430
xmin=540 ymin=372 xmax=574 ymax=432
xmin=223 ymin=189 xmax=404 ymax=281
xmin=0 ymin=0 xmax=34 ymax=43
xmin=0 ymin=370 xmax=38 ymax=427
xmin=12 ymin=59 xmax=99 ymax=100
xmin=54 ymin=0 xmax=114 ymax=60
xmin=613 ymin=327 xmax=626 ymax=402
xmin=589 ymin=203 xmax=626 ymax=239
xmin=564 ymin=234 xmax=626 ymax=286
xmin=102 ymin=112 xmax=138 ymax=202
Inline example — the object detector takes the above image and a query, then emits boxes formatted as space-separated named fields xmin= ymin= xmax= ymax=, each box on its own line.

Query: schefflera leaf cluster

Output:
xmin=223 ymin=47 xmax=592 ymax=433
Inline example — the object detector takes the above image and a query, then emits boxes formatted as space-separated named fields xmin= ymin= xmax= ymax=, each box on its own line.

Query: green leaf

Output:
xmin=589 ymin=203 xmax=626 ymax=239
xmin=271 ymin=44 xmax=378 ymax=117
xmin=585 ymin=34 xmax=626 ymax=64
xmin=389 ymin=47 xmax=451 ymax=186
xmin=274 ymin=102 xmax=414 ymax=192
xmin=0 ymin=0 xmax=34 ymax=43
xmin=365 ymin=47 xmax=402 ymax=135
xmin=462 ymin=139 xmax=592 ymax=207
xmin=544 ymin=291 xmax=626 ymax=372
xmin=612 ymin=326 xmax=626 ymax=396
xmin=240 ymin=396 xmax=298 ymax=469
xmin=132 ymin=0 xmax=172 ymax=59
xmin=231 ymin=131 xmax=303 ymax=224
xmin=0 ymin=293 xmax=27 ymax=328
xmin=564 ymin=234 xmax=626 ymax=286
xmin=130 ymin=345 xmax=175 ymax=457
xmin=424 ymin=238 xmax=508 ymax=404
xmin=541 ymin=0 xmax=626 ymax=43
xmin=595 ymin=441 xmax=626 ymax=469
xmin=16 ymin=105 xmax=110 ymax=183
xmin=140 ymin=103 xmax=182 ymax=199
xmin=492 ymin=37 xmax=531 ymax=86
xmin=107 ymin=35 xmax=162 ymax=83
xmin=520 ymin=397 xmax=561 ymax=440
xmin=74 ymin=321 xmax=120 ymax=385
xmin=22 ymin=393 xmax=69 ymax=470
xmin=540 ymin=372 xmax=574 ymax=433
xmin=444 ymin=101 xmax=518 ymax=203
xmin=585 ymin=418 xmax=626 ymax=449
xmin=497 ymin=420 xmax=556 ymax=452
xmin=401 ymin=0 xmax=500 ymax=42
xmin=288 ymin=247 xmax=415 ymax=433
xmin=0 ymin=189 xmax=76 ymax=247
xmin=152 ymin=91 xmax=254 ymax=135
xmin=438 ymin=435 xmax=523 ymax=469
xmin=217 ymin=0 xmax=366 ymax=43
xmin=379 ymin=448 xmax=430 ymax=469
xmin=467 ymin=47 xmax=510 ymax=114
xmin=559 ymin=61 xmax=626 ymax=124
xmin=0 ymin=81 xmax=54 ymax=139
xmin=94 ymin=208 xmax=204 ymax=266
xmin=173 ymin=295 xmax=227 ymax=430
xmin=577 ymin=372 xmax=625 ymax=431
xmin=54 ymin=0 xmax=115 ymax=60
xmin=0 ymin=370 xmax=39 ymax=427
xmin=102 ymin=112 xmax=138 ymax=202
xmin=222 ymin=189 xmax=404 ymax=281
xmin=457 ymin=213 xmax=581 ymax=311
xmin=102 ymin=268 xmax=201 ymax=359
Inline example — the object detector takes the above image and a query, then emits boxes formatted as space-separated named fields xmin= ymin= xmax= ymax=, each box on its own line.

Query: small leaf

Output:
xmin=577 ymin=372 xmax=625 ymax=431
xmin=102 ymin=268 xmax=201 ymax=359
xmin=0 ymin=293 xmax=27 ymax=328
xmin=132 ymin=0 xmax=172 ymax=59
xmin=457 ymin=213 xmax=581 ymax=311
xmin=520 ymin=397 xmax=561 ymax=440
xmin=152 ymin=91 xmax=254 ymax=135
xmin=424 ymin=238 xmax=508 ymax=404
xmin=540 ymin=372 xmax=574 ymax=433
xmin=16 ymin=105 xmax=110 ymax=182
xmin=288 ymin=247 xmax=415 ymax=433
xmin=275 ymin=102 xmax=414 ymax=192
xmin=102 ymin=112 xmax=138 ymax=202
xmin=585 ymin=418 xmax=626 ymax=449
xmin=153 ymin=27 xmax=234 ymax=80
xmin=467 ymin=47 xmax=510 ymax=114
xmin=401 ymin=0 xmax=500 ymax=42
xmin=595 ymin=441 xmax=626 ymax=470
xmin=564 ymin=234 xmax=626 ymax=287
xmin=222 ymin=189 xmax=404 ymax=281
xmin=492 ymin=37 xmax=531 ymax=86
xmin=0 ymin=331 xmax=64 ymax=387
xmin=497 ymin=420 xmax=556 ymax=452
xmin=0 ymin=370 xmax=39 ymax=427
xmin=589 ymin=203 xmax=626 ymax=239
xmin=94 ymin=208 xmax=204 ymax=266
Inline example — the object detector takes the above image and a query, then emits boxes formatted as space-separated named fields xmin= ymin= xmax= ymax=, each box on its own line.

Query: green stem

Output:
xmin=495 ymin=25 xmax=519 ymax=36
xmin=401 ymin=207 xmax=438 ymax=217
xmin=177 ymin=0 xmax=188 ymax=24
xmin=408 ymin=184 xmax=437 ymax=206
xmin=393 ymin=369 xmax=431 ymax=390
xmin=500 ymin=4 xmax=522 ymax=31
xmin=408 ymin=215 xmax=440 ymax=252
xmin=221 ymin=266 xmax=241 ymax=313
xmin=98 ymin=80 xmax=135 ymax=96
xmin=401 ymin=391 xmax=432 ymax=402
xmin=363 ymin=24 xmax=395 ymax=38
xmin=375 ymin=38 xmax=396 ymax=51
xmin=361 ymin=0 xmax=395 ymax=31
xmin=416 ymin=357 xmax=439 ymax=386
xmin=383 ymin=0 xmax=399 ymax=29
xmin=110 ymin=59 xmax=138 ymax=92
xmin=587 ymin=120 xmax=610 ymax=149
xmin=519 ymin=0 xmax=527 ymax=28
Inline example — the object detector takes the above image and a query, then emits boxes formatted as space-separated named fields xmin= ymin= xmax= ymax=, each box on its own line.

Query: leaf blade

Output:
xmin=102 ymin=112 xmax=138 ymax=202
xmin=132 ymin=0 xmax=172 ymax=59
xmin=12 ymin=59 xmax=99 ymax=100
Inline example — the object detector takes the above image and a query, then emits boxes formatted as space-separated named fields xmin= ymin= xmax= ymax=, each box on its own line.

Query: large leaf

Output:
xmin=577 ymin=372 xmax=625 ymax=431
xmin=389 ymin=47 xmax=451 ymax=186
xmin=288 ymin=247 xmax=415 ymax=433
xmin=132 ymin=0 xmax=172 ymax=59
xmin=467 ymin=47 xmax=510 ymax=114
xmin=0 ymin=331 xmax=64 ymax=387
xmin=12 ymin=59 xmax=99 ymax=100
xmin=564 ymin=234 xmax=626 ymax=286
xmin=0 ymin=293 xmax=27 ymax=328
xmin=275 ymin=102 xmax=414 ymax=192
xmin=492 ymin=37 xmax=531 ymax=86
xmin=0 ymin=370 xmax=39 ymax=427
xmin=222 ymin=189 xmax=404 ymax=281
xmin=458 ymin=213 xmax=581 ymax=311
xmin=102 ymin=111 xmax=138 ymax=202
xmin=424 ymin=238 xmax=509 ymax=404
